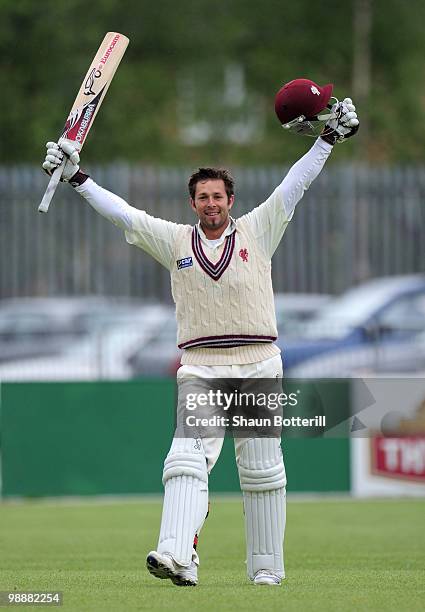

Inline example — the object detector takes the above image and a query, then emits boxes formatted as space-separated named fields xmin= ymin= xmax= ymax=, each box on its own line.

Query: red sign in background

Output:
xmin=371 ymin=436 xmax=425 ymax=483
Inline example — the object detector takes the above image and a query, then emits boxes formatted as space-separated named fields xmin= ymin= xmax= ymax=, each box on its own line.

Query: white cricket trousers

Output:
xmin=157 ymin=353 xmax=287 ymax=579
xmin=176 ymin=353 xmax=284 ymax=470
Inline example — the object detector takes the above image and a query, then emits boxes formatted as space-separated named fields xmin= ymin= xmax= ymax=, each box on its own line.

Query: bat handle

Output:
xmin=38 ymin=161 xmax=65 ymax=213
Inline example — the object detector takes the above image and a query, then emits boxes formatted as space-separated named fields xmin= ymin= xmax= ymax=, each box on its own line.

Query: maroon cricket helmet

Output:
xmin=275 ymin=79 xmax=333 ymax=125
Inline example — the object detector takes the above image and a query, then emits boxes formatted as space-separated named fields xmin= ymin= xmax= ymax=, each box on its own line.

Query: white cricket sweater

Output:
xmin=170 ymin=218 xmax=280 ymax=365
xmin=75 ymin=138 xmax=333 ymax=365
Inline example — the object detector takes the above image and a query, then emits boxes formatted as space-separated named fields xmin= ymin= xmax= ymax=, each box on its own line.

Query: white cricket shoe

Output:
xmin=146 ymin=550 xmax=198 ymax=586
xmin=253 ymin=570 xmax=281 ymax=586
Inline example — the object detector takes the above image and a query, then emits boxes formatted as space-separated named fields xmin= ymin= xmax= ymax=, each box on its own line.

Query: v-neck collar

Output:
xmin=191 ymin=225 xmax=236 ymax=281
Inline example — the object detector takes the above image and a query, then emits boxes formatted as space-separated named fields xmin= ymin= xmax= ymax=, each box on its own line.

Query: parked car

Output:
xmin=0 ymin=303 xmax=173 ymax=381
xmin=274 ymin=293 xmax=331 ymax=337
xmin=290 ymin=329 xmax=425 ymax=378
xmin=0 ymin=296 xmax=150 ymax=363
xmin=129 ymin=313 xmax=179 ymax=377
xmin=278 ymin=275 xmax=425 ymax=372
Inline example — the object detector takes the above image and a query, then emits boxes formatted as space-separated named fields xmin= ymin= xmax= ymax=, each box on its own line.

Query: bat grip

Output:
xmin=38 ymin=161 xmax=65 ymax=213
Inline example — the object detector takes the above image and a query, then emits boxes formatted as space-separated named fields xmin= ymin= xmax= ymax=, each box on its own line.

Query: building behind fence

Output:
xmin=1 ymin=163 xmax=424 ymax=302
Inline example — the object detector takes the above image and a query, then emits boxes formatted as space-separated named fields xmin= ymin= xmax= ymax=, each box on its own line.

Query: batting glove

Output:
xmin=321 ymin=98 xmax=359 ymax=145
xmin=42 ymin=139 xmax=81 ymax=182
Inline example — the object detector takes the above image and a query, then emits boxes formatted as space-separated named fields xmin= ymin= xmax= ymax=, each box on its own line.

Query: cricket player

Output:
xmin=42 ymin=79 xmax=359 ymax=587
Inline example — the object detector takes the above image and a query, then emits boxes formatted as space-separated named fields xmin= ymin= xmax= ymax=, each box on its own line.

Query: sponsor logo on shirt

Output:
xmin=177 ymin=256 xmax=193 ymax=270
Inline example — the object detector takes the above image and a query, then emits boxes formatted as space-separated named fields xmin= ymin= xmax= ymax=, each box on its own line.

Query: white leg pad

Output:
xmin=157 ymin=438 xmax=208 ymax=566
xmin=237 ymin=438 xmax=286 ymax=579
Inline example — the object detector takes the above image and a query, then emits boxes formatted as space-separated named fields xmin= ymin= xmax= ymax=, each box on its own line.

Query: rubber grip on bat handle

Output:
xmin=38 ymin=161 xmax=65 ymax=213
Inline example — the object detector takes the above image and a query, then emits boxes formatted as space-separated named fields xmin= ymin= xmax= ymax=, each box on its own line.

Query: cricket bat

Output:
xmin=38 ymin=32 xmax=129 ymax=213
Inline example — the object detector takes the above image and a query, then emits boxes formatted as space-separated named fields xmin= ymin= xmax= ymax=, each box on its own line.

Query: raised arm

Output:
xmin=241 ymin=96 xmax=359 ymax=258
xmin=42 ymin=140 xmax=179 ymax=270
xmin=240 ymin=137 xmax=333 ymax=257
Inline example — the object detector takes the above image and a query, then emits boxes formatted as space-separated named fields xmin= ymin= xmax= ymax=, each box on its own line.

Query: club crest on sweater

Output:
xmin=239 ymin=248 xmax=249 ymax=262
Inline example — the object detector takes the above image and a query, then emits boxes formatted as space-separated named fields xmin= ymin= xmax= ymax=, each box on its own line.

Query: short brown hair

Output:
xmin=188 ymin=167 xmax=235 ymax=199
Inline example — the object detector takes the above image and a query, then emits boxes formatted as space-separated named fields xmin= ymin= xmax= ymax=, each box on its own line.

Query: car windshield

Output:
xmin=61 ymin=307 xmax=168 ymax=356
xmin=302 ymin=282 xmax=408 ymax=339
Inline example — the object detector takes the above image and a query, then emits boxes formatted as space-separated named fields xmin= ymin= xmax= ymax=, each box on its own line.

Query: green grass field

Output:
xmin=0 ymin=497 xmax=424 ymax=611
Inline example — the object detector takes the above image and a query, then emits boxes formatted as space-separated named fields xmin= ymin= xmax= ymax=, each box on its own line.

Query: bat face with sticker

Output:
xmin=38 ymin=32 xmax=129 ymax=214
